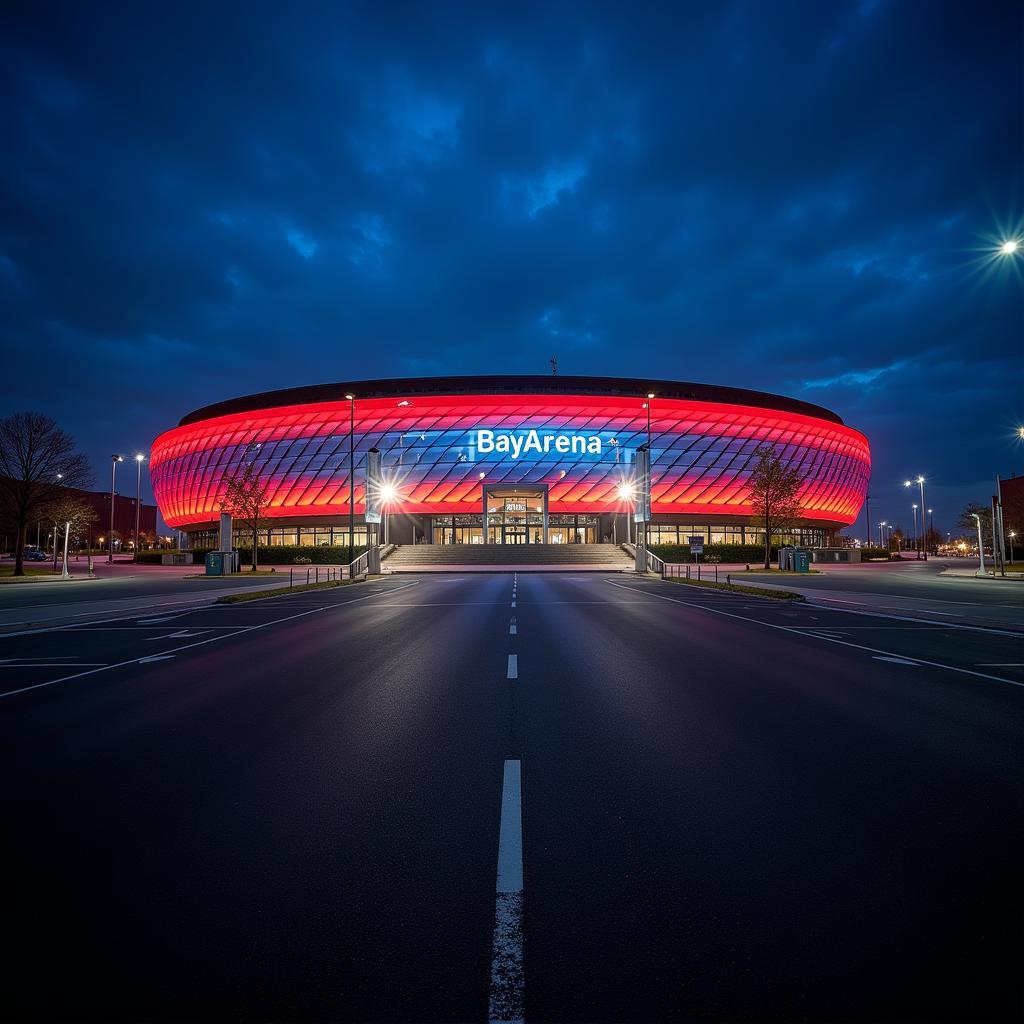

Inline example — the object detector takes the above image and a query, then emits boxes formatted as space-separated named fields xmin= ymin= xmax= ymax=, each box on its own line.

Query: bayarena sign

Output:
xmin=477 ymin=429 xmax=603 ymax=458
xmin=150 ymin=374 xmax=870 ymax=548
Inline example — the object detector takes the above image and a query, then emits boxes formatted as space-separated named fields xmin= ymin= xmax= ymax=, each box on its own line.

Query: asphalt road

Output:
xmin=2 ymin=573 xmax=1021 ymax=1022
xmin=731 ymin=558 xmax=1023 ymax=630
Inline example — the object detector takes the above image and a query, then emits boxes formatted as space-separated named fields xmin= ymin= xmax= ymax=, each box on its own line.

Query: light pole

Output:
xmin=879 ymin=520 xmax=887 ymax=548
xmin=345 ymin=393 xmax=355 ymax=566
xmin=109 ymin=454 xmax=124 ymax=563
xmin=644 ymin=392 xmax=654 ymax=557
xmin=904 ymin=476 xmax=927 ymax=559
xmin=133 ymin=453 xmax=145 ymax=562
xmin=927 ymin=508 xmax=934 ymax=555
xmin=972 ymin=512 xmax=986 ymax=577
xmin=911 ymin=504 xmax=919 ymax=558
xmin=1009 ymin=530 xmax=1016 ymax=565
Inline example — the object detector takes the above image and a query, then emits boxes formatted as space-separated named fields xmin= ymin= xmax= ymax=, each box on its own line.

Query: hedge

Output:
xmin=859 ymin=546 xmax=896 ymax=561
xmin=648 ymin=543 xmax=782 ymax=564
xmin=232 ymin=545 xmax=368 ymax=565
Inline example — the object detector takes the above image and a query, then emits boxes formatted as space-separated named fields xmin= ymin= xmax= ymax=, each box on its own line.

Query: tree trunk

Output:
xmin=251 ymin=523 xmax=258 ymax=572
xmin=14 ymin=521 xmax=27 ymax=577
xmin=763 ymin=513 xmax=770 ymax=569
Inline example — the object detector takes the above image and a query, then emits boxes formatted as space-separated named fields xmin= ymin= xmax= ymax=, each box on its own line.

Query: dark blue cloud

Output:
xmin=1 ymin=0 xmax=1020 ymax=534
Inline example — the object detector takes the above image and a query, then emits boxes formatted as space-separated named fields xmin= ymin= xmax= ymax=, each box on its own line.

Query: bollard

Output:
xmin=306 ymin=568 xmax=310 ymax=585
xmin=715 ymin=565 xmax=718 ymax=583
xmin=289 ymin=568 xmax=293 ymax=587
xmin=727 ymin=573 xmax=731 ymax=586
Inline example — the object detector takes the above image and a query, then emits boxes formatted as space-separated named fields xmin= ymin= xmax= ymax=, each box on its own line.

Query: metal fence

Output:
xmin=662 ymin=562 xmax=720 ymax=583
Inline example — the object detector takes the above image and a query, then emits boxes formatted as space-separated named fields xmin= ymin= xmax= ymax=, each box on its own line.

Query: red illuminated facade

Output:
xmin=151 ymin=376 xmax=870 ymax=547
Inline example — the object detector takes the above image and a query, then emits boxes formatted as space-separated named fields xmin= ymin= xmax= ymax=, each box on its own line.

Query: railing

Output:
xmin=620 ymin=542 xmax=665 ymax=574
xmin=288 ymin=565 xmax=350 ymax=586
xmin=662 ymin=562 xmax=722 ymax=583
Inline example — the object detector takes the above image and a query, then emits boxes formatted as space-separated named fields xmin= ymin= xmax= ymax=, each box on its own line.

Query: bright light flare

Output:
xmin=999 ymin=239 xmax=1020 ymax=256
xmin=380 ymin=483 xmax=398 ymax=503
xmin=617 ymin=483 xmax=635 ymax=500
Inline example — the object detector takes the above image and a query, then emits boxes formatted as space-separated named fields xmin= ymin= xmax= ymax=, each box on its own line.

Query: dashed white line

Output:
xmin=509 ymin=624 xmax=517 ymax=636
xmin=489 ymin=759 xmax=524 ymax=1024
xmin=507 ymin=654 xmax=518 ymax=679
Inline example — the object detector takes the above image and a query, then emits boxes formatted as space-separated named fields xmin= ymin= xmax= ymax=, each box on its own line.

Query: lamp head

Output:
xmin=135 ymin=453 xmax=146 ymax=462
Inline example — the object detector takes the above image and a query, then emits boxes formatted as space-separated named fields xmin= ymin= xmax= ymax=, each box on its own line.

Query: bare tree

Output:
xmin=221 ymin=461 xmax=271 ymax=571
xmin=0 ymin=412 xmax=93 ymax=576
xmin=42 ymin=493 xmax=99 ymax=568
xmin=746 ymin=444 xmax=804 ymax=569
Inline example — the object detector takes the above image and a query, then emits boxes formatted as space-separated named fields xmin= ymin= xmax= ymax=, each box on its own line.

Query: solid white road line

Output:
xmin=489 ymin=759 xmax=524 ymax=1024
xmin=0 ymin=581 xmax=421 ymax=700
xmin=507 ymin=654 xmax=518 ymax=679
xmin=873 ymin=655 xmax=919 ymax=666
xmin=605 ymin=580 xmax=1024 ymax=689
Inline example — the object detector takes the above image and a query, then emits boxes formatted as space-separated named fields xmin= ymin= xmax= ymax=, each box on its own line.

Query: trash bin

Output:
xmin=205 ymin=552 xmax=224 ymax=576
xmin=794 ymin=550 xmax=811 ymax=573
xmin=778 ymin=546 xmax=794 ymax=571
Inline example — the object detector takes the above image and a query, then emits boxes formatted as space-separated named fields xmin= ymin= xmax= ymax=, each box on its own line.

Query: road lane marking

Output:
xmin=136 ymin=616 xmax=182 ymax=624
xmin=873 ymin=656 xmax=919 ymax=666
xmin=139 ymin=655 xmax=175 ymax=664
xmin=511 ymin=601 xmax=516 ymax=608
xmin=605 ymin=581 xmax=1024 ymax=689
xmin=0 ymin=662 xmax=107 ymax=668
xmin=507 ymin=654 xmax=518 ymax=679
xmin=509 ymin=624 xmax=517 ymax=635
xmin=0 ymin=581 xmax=421 ymax=700
xmin=489 ymin=759 xmax=524 ymax=1024
xmin=977 ymin=663 xmax=1024 ymax=667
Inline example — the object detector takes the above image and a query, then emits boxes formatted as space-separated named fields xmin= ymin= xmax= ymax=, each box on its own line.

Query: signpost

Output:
xmin=365 ymin=448 xmax=381 ymax=574
xmin=688 ymin=535 xmax=703 ymax=563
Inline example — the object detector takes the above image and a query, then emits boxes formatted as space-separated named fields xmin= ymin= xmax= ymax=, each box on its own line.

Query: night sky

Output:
xmin=1 ymin=1 xmax=1021 ymax=538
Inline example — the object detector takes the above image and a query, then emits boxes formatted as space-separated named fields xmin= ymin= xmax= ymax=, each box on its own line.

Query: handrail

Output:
xmin=348 ymin=550 xmax=370 ymax=578
xmin=620 ymin=541 xmax=664 ymax=574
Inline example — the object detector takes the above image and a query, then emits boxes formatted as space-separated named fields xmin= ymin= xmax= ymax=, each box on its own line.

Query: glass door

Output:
xmin=502 ymin=526 xmax=528 ymax=544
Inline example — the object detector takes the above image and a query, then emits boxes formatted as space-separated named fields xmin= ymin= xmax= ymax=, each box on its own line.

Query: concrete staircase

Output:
xmin=383 ymin=543 xmax=634 ymax=571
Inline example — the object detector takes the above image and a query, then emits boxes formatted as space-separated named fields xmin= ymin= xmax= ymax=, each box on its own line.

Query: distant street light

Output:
xmin=1010 ymin=531 xmax=1017 ymax=565
xmin=904 ymin=476 xmax=927 ymax=559
xmin=911 ymin=503 xmax=919 ymax=557
xmin=109 ymin=454 xmax=124 ymax=563
xmin=879 ymin=520 xmax=888 ymax=548
xmin=133 ymin=453 xmax=146 ymax=563
xmin=971 ymin=512 xmax=986 ymax=577
xmin=928 ymin=508 xmax=934 ymax=555
xmin=345 ymin=393 xmax=355 ymax=563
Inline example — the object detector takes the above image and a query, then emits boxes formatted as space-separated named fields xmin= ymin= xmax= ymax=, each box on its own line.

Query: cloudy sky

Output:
xmin=1 ymin=0 xmax=1021 ymax=536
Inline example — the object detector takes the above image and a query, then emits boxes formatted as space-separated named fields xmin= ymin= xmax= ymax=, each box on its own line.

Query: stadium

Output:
xmin=150 ymin=375 xmax=870 ymax=552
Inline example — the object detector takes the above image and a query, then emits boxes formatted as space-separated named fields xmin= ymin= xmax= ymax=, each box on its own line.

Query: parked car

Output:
xmin=23 ymin=549 xmax=48 ymax=561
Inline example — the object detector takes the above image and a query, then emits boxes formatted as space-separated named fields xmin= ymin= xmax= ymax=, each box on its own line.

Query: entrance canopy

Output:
xmin=483 ymin=485 xmax=547 ymax=543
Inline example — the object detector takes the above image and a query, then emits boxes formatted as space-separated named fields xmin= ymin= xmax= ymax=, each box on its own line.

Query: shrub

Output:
xmin=232 ymin=545 xmax=367 ymax=565
xmin=859 ymin=546 xmax=894 ymax=561
xmin=292 ymin=556 xmax=312 ymax=564
xmin=648 ymin=542 xmax=782 ymax=564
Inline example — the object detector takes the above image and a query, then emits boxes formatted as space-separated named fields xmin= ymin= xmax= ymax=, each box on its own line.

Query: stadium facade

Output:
xmin=150 ymin=376 xmax=870 ymax=549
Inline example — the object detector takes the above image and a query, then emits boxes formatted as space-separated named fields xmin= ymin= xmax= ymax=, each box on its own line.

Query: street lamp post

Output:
xmin=1009 ymin=531 xmax=1017 ymax=565
xmin=644 ymin=392 xmax=654 ymax=558
xmin=133 ymin=453 xmax=145 ymax=563
xmin=109 ymin=454 xmax=124 ymax=563
xmin=345 ymin=393 xmax=355 ymax=568
xmin=972 ymin=512 xmax=986 ymax=577
xmin=879 ymin=520 xmax=887 ymax=548
xmin=911 ymin=503 xmax=919 ymax=558
xmin=904 ymin=476 xmax=927 ymax=559
xmin=928 ymin=508 xmax=934 ymax=555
